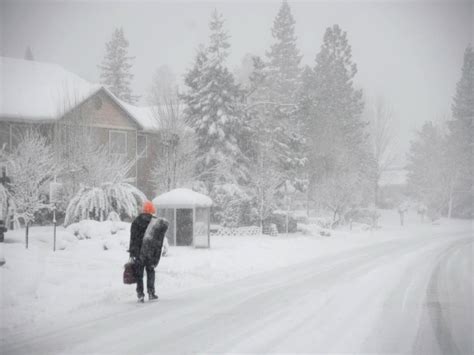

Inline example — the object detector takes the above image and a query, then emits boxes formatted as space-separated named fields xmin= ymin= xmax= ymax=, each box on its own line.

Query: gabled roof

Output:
xmin=0 ymin=57 xmax=160 ymax=132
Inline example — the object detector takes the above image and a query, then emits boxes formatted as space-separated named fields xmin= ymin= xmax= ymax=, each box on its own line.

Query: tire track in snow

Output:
xmin=2 ymin=234 xmax=469 ymax=354
xmin=413 ymin=237 xmax=472 ymax=355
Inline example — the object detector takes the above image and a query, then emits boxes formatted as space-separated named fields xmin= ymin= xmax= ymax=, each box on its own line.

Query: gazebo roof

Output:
xmin=153 ymin=188 xmax=213 ymax=208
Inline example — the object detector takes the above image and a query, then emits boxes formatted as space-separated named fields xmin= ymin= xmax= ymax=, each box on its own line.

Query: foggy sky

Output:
xmin=1 ymin=0 xmax=472 ymax=160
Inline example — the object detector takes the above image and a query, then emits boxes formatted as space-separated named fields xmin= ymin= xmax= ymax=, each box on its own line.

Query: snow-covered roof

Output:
xmin=0 ymin=57 xmax=161 ymax=132
xmin=0 ymin=57 xmax=100 ymax=121
xmin=118 ymin=101 xmax=161 ymax=132
xmin=153 ymin=188 xmax=213 ymax=208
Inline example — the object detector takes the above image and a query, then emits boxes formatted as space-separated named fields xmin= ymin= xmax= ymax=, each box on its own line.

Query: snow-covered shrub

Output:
xmin=102 ymin=238 xmax=122 ymax=251
xmin=211 ymin=183 xmax=251 ymax=227
xmin=320 ymin=229 xmax=332 ymax=237
xmin=107 ymin=211 xmax=121 ymax=222
xmin=350 ymin=223 xmax=372 ymax=232
xmin=345 ymin=208 xmax=380 ymax=228
xmin=57 ymin=233 xmax=78 ymax=250
xmin=64 ymin=184 xmax=146 ymax=226
xmin=308 ymin=216 xmax=333 ymax=229
xmin=64 ymin=163 xmax=146 ymax=226
xmin=264 ymin=211 xmax=298 ymax=233
xmin=66 ymin=220 xmax=131 ymax=252
xmin=293 ymin=210 xmax=309 ymax=224
xmin=298 ymin=223 xmax=332 ymax=237
xmin=298 ymin=224 xmax=314 ymax=236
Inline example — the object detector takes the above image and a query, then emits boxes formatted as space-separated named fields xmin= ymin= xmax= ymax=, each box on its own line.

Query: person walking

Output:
xmin=137 ymin=217 xmax=169 ymax=302
xmin=129 ymin=201 xmax=155 ymax=302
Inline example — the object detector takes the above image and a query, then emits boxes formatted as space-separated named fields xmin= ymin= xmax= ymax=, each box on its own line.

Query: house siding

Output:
xmin=1 ymin=89 xmax=162 ymax=199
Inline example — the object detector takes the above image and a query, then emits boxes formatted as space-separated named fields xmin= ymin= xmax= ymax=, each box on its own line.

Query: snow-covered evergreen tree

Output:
xmin=99 ymin=28 xmax=137 ymax=104
xmin=245 ymin=56 xmax=291 ymax=230
xmin=264 ymin=0 xmax=306 ymax=193
xmin=406 ymin=122 xmax=452 ymax=216
xmin=243 ymin=1 xmax=306 ymax=215
xmin=183 ymin=10 xmax=247 ymax=191
xmin=266 ymin=0 xmax=302 ymax=102
xmin=445 ymin=45 xmax=473 ymax=217
xmin=303 ymin=24 xmax=372 ymax=213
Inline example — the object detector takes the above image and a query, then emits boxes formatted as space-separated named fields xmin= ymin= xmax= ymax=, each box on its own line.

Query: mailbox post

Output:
xmin=0 ymin=166 xmax=10 ymax=242
xmin=49 ymin=178 xmax=63 ymax=252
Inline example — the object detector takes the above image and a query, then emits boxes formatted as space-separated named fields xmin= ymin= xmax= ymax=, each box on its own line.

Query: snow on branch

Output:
xmin=0 ymin=129 xmax=59 ymax=227
xmin=64 ymin=144 xmax=146 ymax=226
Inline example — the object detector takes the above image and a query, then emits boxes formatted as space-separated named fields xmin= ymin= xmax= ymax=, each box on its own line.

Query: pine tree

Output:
xmin=446 ymin=45 xmax=474 ymax=217
xmin=406 ymin=122 xmax=451 ymax=217
xmin=266 ymin=0 xmax=302 ymax=101
xmin=99 ymin=28 xmax=137 ymax=104
xmin=183 ymin=10 xmax=247 ymax=191
xmin=304 ymin=24 xmax=372 ymax=216
xmin=263 ymin=0 xmax=305 ymax=192
xmin=246 ymin=56 xmax=283 ymax=229
xmin=24 ymin=46 xmax=34 ymax=61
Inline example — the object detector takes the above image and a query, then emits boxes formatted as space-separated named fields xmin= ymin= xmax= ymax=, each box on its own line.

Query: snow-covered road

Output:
xmin=2 ymin=231 xmax=472 ymax=354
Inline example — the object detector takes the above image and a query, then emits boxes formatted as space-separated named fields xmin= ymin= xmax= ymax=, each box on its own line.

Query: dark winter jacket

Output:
xmin=139 ymin=218 xmax=169 ymax=267
xmin=129 ymin=213 xmax=153 ymax=258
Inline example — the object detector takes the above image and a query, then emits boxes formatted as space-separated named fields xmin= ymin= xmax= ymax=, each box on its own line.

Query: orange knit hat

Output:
xmin=142 ymin=201 xmax=156 ymax=215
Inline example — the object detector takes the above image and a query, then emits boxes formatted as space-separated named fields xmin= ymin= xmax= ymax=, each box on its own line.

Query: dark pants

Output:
xmin=136 ymin=261 xmax=155 ymax=297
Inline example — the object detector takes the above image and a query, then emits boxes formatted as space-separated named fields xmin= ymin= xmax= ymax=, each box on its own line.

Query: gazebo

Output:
xmin=152 ymin=188 xmax=213 ymax=248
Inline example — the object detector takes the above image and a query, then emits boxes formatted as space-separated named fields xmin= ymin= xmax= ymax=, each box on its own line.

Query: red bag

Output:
xmin=123 ymin=260 xmax=137 ymax=284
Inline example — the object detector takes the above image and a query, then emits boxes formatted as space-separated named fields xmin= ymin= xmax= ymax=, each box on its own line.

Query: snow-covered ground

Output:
xmin=0 ymin=210 xmax=472 ymax=353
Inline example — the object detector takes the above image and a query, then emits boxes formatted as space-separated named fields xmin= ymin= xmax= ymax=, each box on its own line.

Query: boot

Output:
xmin=148 ymin=292 xmax=158 ymax=301
xmin=137 ymin=294 xmax=145 ymax=303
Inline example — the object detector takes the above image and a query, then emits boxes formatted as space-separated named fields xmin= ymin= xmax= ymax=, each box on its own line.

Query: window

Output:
xmin=137 ymin=134 xmax=147 ymax=158
xmin=109 ymin=130 xmax=127 ymax=155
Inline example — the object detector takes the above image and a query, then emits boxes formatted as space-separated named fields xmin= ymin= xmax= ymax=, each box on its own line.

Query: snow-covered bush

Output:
xmin=299 ymin=223 xmax=332 ymax=237
xmin=211 ymin=183 xmax=251 ymax=227
xmin=107 ymin=211 xmax=121 ymax=222
xmin=63 ymin=145 xmax=146 ymax=226
xmin=345 ymin=208 xmax=380 ymax=228
xmin=307 ymin=216 xmax=333 ymax=229
xmin=265 ymin=211 xmax=298 ymax=233
xmin=65 ymin=219 xmax=169 ymax=256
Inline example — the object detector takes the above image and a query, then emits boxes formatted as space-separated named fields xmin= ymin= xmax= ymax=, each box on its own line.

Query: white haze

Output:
xmin=1 ymin=0 xmax=472 ymax=158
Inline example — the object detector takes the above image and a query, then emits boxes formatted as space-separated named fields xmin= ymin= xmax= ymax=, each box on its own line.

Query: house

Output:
xmin=0 ymin=56 xmax=163 ymax=198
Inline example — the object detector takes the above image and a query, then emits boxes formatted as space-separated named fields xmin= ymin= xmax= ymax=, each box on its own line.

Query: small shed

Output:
xmin=153 ymin=188 xmax=213 ymax=248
